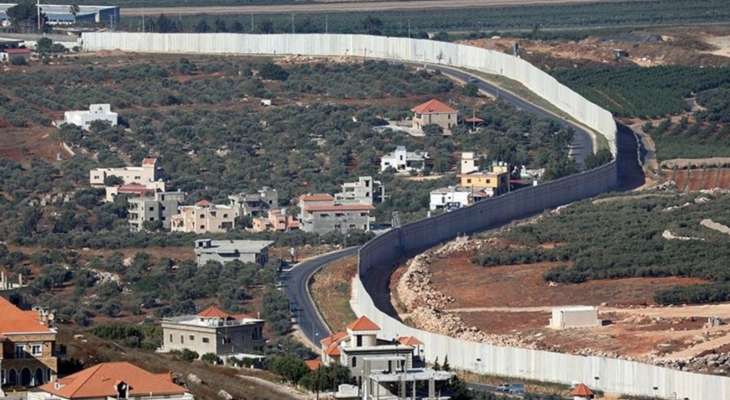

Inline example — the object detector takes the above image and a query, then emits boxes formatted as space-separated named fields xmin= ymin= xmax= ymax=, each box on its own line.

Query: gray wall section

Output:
xmin=80 ymin=33 xmax=724 ymax=399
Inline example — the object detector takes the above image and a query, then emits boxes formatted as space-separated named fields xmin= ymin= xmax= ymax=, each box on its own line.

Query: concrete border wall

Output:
xmin=80 ymin=32 xmax=727 ymax=399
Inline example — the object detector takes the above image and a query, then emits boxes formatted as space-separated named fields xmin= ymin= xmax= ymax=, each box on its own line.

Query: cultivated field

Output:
xmin=121 ymin=0 xmax=648 ymax=17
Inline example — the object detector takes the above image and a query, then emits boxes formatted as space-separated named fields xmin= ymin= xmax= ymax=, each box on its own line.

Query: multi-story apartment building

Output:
xmin=228 ymin=187 xmax=279 ymax=217
xmin=429 ymin=186 xmax=473 ymax=211
xmin=335 ymin=177 xmax=377 ymax=205
xmin=170 ymin=200 xmax=236 ymax=234
xmin=298 ymin=194 xmax=373 ymax=234
xmin=160 ymin=306 xmax=264 ymax=357
xmin=411 ymin=98 xmax=458 ymax=134
xmin=0 ymin=297 xmax=58 ymax=390
xmin=251 ymin=208 xmax=299 ymax=232
xmin=318 ymin=316 xmax=452 ymax=399
xmin=127 ymin=191 xmax=186 ymax=231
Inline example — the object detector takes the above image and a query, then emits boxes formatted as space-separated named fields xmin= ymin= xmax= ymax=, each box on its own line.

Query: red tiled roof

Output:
xmin=117 ymin=183 xmax=154 ymax=195
xmin=570 ymin=383 xmax=594 ymax=397
xmin=197 ymin=305 xmax=232 ymax=319
xmin=411 ymin=99 xmax=457 ymax=114
xmin=300 ymin=193 xmax=334 ymax=202
xmin=397 ymin=336 xmax=424 ymax=346
xmin=464 ymin=117 xmax=485 ymax=123
xmin=303 ymin=204 xmax=374 ymax=212
xmin=304 ymin=359 xmax=322 ymax=371
xmin=195 ymin=199 xmax=211 ymax=207
xmin=346 ymin=316 xmax=380 ymax=332
xmin=4 ymin=48 xmax=31 ymax=54
xmin=38 ymin=362 xmax=188 ymax=399
xmin=0 ymin=297 xmax=53 ymax=335
xmin=320 ymin=331 xmax=347 ymax=348
xmin=142 ymin=157 xmax=157 ymax=166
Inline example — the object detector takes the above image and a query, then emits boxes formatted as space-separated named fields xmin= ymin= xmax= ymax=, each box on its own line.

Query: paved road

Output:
xmin=122 ymin=0 xmax=619 ymax=17
xmin=430 ymin=64 xmax=593 ymax=166
xmin=281 ymin=246 xmax=359 ymax=345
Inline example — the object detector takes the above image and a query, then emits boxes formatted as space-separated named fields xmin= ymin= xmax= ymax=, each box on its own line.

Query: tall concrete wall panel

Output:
xmin=81 ymin=32 xmax=725 ymax=398
xmin=82 ymin=32 xmax=615 ymax=153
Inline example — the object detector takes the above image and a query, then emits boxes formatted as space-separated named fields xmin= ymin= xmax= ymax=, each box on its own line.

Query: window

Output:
xmin=360 ymin=213 xmax=368 ymax=217
xmin=356 ymin=335 xmax=362 ymax=347
xmin=180 ymin=335 xmax=184 ymax=344
xmin=467 ymin=179 xmax=472 ymax=184
xmin=202 ymin=338 xmax=209 ymax=343
xmin=31 ymin=344 xmax=42 ymax=356
xmin=210 ymin=211 xmax=217 ymax=217
xmin=352 ymin=356 xmax=357 ymax=367
xmin=169 ymin=334 xmax=173 ymax=342
xmin=134 ymin=176 xmax=141 ymax=179
xmin=320 ymin=213 xmax=330 ymax=218
xmin=223 ymin=337 xmax=232 ymax=344
xmin=189 ymin=335 xmax=195 ymax=341
xmin=200 ymin=225 xmax=205 ymax=229
xmin=15 ymin=344 xmax=25 ymax=358
xmin=149 ymin=207 xmax=154 ymax=211
xmin=200 ymin=214 xmax=205 ymax=218
xmin=223 ymin=214 xmax=228 ymax=218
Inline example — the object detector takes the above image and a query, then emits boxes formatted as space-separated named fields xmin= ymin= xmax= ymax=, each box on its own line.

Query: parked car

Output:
xmin=498 ymin=383 xmax=525 ymax=395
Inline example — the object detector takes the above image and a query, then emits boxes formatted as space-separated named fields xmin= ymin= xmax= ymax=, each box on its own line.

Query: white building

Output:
xmin=63 ymin=104 xmax=118 ymax=130
xmin=549 ymin=306 xmax=601 ymax=329
xmin=90 ymin=157 xmax=160 ymax=188
xmin=171 ymin=200 xmax=236 ymax=234
xmin=380 ymin=146 xmax=428 ymax=173
xmin=460 ymin=152 xmax=479 ymax=174
xmin=429 ymin=186 xmax=472 ymax=211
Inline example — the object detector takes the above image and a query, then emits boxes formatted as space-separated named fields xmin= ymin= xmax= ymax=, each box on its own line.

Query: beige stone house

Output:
xmin=411 ymin=99 xmax=458 ymax=134
xmin=0 ymin=297 xmax=58 ymax=391
xmin=170 ymin=200 xmax=236 ymax=234
xmin=160 ymin=306 xmax=264 ymax=357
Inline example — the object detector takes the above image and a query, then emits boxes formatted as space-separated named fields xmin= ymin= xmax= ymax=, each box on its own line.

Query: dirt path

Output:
xmin=604 ymin=303 xmax=730 ymax=319
xmin=123 ymin=0 xmax=624 ymax=16
xmin=238 ymin=375 xmax=312 ymax=400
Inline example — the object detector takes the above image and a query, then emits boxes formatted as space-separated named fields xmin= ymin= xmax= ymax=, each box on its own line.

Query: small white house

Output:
xmin=549 ymin=306 xmax=601 ymax=329
xmin=63 ymin=104 xmax=118 ymax=130
xmin=380 ymin=146 xmax=428 ymax=173
xmin=429 ymin=186 xmax=472 ymax=211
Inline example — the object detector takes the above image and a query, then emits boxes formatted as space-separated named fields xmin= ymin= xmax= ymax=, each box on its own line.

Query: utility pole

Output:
xmin=36 ymin=0 xmax=41 ymax=32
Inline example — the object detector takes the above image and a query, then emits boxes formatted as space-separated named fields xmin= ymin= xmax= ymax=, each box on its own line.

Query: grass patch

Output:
xmin=309 ymin=256 xmax=358 ymax=333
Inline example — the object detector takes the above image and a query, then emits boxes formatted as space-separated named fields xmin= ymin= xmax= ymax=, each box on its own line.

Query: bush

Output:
xmin=259 ymin=62 xmax=289 ymax=81
xmin=267 ymin=355 xmax=309 ymax=383
xmin=201 ymin=353 xmax=222 ymax=365
xmin=180 ymin=348 xmax=199 ymax=362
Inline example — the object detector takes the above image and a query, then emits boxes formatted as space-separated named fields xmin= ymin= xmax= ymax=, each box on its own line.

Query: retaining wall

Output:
xmin=80 ymin=32 xmax=727 ymax=399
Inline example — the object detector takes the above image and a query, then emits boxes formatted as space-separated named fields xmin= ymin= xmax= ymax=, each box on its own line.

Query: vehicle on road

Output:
xmin=498 ymin=383 xmax=525 ymax=395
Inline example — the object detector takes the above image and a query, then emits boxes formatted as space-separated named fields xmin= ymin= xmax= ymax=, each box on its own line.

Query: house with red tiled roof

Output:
xmin=411 ymin=98 xmax=459 ymax=134
xmin=31 ymin=362 xmax=193 ymax=400
xmin=160 ymin=305 xmax=264 ymax=359
xmin=0 ymin=296 xmax=58 ymax=390
xmin=318 ymin=316 xmax=452 ymax=398
xmin=571 ymin=383 xmax=594 ymax=400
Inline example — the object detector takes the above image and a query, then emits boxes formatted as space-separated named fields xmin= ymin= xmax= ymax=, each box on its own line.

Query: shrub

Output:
xmin=201 ymin=353 xmax=222 ymax=365
xmin=180 ymin=348 xmax=199 ymax=362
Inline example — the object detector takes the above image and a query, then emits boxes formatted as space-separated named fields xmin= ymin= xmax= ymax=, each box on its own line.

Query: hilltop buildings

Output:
xmin=318 ymin=316 xmax=452 ymax=399
xmin=335 ymin=176 xmax=377 ymax=205
xmin=63 ymin=104 xmax=118 ymax=130
xmin=0 ymin=4 xmax=120 ymax=26
xmin=90 ymin=158 xmax=166 ymax=202
xmin=429 ymin=154 xmax=510 ymax=211
xmin=171 ymin=200 xmax=236 ymax=234
xmin=411 ymin=99 xmax=458 ymax=134
xmin=251 ymin=208 xmax=299 ymax=232
xmin=194 ymin=239 xmax=273 ymax=267
xmin=161 ymin=305 xmax=264 ymax=357
xmin=30 ymin=362 xmax=192 ymax=400
xmin=298 ymin=194 xmax=374 ymax=234
xmin=459 ymin=161 xmax=510 ymax=197
xmin=380 ymin=146 xmax=429 ymax=174
xmin=0 ymin=297 xmax=58 ymax=390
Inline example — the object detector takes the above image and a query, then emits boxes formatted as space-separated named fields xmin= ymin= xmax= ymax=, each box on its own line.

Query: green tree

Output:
xmin=36 ymin=37 xmax=53 ymax=53
xmin=267 ymin=355 xmax=309 ymax=384
xmin=259 ymin=62 xmax=289 ymax=81
xmin=201 ymin=353 xmax=222 ymax=364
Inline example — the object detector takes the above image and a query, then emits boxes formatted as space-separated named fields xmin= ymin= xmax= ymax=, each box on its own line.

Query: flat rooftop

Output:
xmin=195 ymin=240 xmax=274 ymax=254
xmin=369 ymin=368 xmax=453 ymax=382
xmin=163 ymin=315 xmax=263 ymax=328
xmin=0 ymin=3 xmax=119 ymax=14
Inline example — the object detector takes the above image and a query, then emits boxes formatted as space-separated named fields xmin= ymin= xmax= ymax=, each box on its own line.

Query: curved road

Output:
xmin=281 ymin=62 xmax=628 ymax=348
xmin=281 ymin=247 xmax=359 ymax=345
xmin=430 ymin=64 xmax=593 ymax=165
